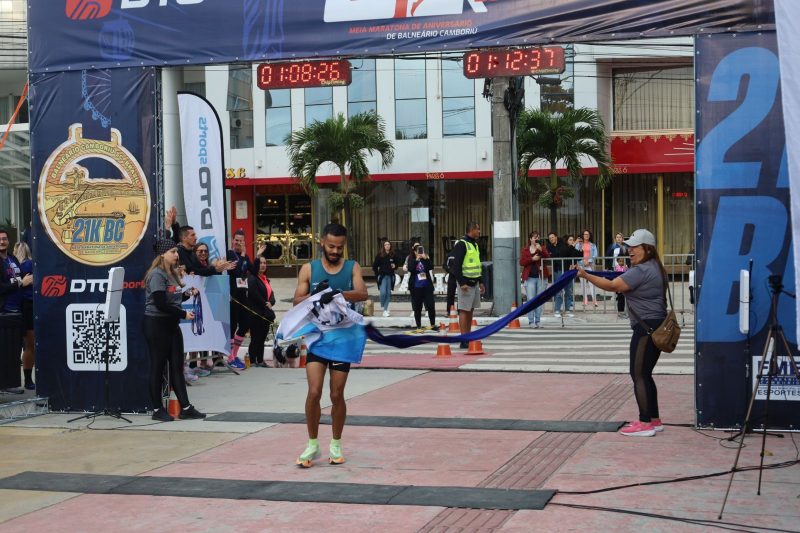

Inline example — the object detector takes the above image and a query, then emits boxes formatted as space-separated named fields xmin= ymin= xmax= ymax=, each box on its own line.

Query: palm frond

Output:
xmin=285 ymin=111 xmax=395 ymax=200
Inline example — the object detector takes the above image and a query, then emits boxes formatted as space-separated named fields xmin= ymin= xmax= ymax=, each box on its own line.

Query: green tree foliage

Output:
xmin=516 ymin=107 xmax=613 ymax=231
xmin=285 ymin=111 xmax=394 ymax=258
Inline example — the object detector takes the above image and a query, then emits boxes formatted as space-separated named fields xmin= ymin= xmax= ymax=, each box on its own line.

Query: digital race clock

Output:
xmin=463 ymin=47 xmax=566 ymax=78
xmin=257 ymin=60 xmax=352 ymax=90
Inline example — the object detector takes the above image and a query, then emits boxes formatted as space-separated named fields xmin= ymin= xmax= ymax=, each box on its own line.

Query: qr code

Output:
xmin=66 ymin=304 xmax=128 ymax=372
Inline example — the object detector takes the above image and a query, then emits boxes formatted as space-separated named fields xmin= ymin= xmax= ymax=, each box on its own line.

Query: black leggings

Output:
xmin=411 ymin=287 xmax=436 ymax=328
xmin=446 ymin=274 xmax=457 ymax=313
xmin=629 ymin=319 xmax=663 ymax=422
xmin=616 ymin=293 xmax=626 ymax=312
xmin=249 ymin=317 xmax=269 ymax=364
xmin=143 ymin=316 xmax=190 ymax=410
xmin=230 ymin=299 xmax=250 ymax=338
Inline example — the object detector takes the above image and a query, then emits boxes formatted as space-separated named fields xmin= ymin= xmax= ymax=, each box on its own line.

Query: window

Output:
xmin=227 ymin=65 xmax=253 ymax=149
xmin=613 ymin=65 xmax=694 ymax=130
xmin=0 ymin=94 xmax=27 ymax=125
xmin=265 ymin=89 xmax=291 ymax=146
xmin=395 ymin=58 xmax=427 ymax=139
xmin=305 ymin=87 xmax=332 ymax=126
xmin=442 ymin=58 xmax=475 ymax=136
xmin=182 ymin=82 xmax=206 ymax=99
xmin=540 ymin=45 xmax=574 ymax=114
xmin=348 ymin=59 xmax=377 ymax=117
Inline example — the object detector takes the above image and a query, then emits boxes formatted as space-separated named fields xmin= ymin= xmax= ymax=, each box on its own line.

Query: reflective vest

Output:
xmin=459 ymin=239 xmax=482 ymax=279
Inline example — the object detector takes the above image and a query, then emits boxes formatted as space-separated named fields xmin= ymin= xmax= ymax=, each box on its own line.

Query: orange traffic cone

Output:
xmin=507 ymin=303 xmax=521 ymax=329
xmin=167 ymin=388 xmax=181 ymax=419
xmin=435 ymin=323 xmax=452 ymax=358
xmin=471 ymin=318 xmax=478 ymax=326
xmin=299 ymin=341 xmax=308 ymax=368
xmin=448 ymin=306 xmax=460 ymax=333
xmin=466 ymin=339 xmax=484 ymax=355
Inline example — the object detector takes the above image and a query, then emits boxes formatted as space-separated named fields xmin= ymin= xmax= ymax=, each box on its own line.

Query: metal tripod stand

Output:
xmin=718 ymin=275 xmax=800 ymax=519
xmin=68 ymin=319 xmax=131 ymax=424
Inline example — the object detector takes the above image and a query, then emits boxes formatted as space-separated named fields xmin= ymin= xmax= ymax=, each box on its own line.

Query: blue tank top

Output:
xmin=310 ymin=259 xmax=354 ymax=294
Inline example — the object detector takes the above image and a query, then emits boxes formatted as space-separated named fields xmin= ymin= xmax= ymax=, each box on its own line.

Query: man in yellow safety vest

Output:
xmin=448 ymin=221 xmax=484 ymax=349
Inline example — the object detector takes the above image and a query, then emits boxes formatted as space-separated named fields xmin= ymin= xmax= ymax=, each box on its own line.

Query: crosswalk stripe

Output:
xmin=458 ymin=364 xmax=694 ymax=374
xmin=365 ymin=322 xmax=696 ymax=374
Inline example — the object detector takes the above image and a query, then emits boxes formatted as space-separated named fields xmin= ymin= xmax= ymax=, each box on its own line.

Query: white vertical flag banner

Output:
xmin=178 ymin=92 xmax=231 ymax=354
xmin=775 ymin=1 xmax=800 ymax=345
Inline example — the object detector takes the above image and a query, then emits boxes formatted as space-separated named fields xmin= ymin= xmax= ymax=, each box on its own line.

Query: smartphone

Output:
xmin=417 ymin=246 xmax=425 ymax=255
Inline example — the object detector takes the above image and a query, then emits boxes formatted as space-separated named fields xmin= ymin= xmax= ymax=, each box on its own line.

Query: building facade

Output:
xmin=166 ymin=39 xmax=695 ymax=267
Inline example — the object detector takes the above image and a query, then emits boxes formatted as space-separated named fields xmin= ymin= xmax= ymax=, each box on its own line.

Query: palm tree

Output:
xmin=516 ymin=107 xmax=613 ymax=232
xmin=285 ymin=110 xmax=394 ymax=258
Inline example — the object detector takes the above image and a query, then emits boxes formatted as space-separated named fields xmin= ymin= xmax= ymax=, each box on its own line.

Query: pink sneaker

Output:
xmin=651 ymin=418 xmax=664 ymax=432
xmin=619 ymin=420 xmax=656 ymax=437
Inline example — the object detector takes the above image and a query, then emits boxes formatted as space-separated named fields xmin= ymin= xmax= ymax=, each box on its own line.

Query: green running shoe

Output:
xmin=329 ymin=438 xmax=345 ymax=465
xmin=296 ymin=439 xmax=320 ymax=468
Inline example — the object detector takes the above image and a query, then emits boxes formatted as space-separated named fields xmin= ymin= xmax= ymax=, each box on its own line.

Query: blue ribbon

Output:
xmin=365 ymin=270 xmax=621 ymax=348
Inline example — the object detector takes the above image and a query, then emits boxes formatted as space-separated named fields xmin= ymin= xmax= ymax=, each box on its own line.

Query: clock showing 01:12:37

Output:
xmin=257 ymin=60 xmax=352 ymax=90
xmin=463 ymin=47 xmax=566 ymax=78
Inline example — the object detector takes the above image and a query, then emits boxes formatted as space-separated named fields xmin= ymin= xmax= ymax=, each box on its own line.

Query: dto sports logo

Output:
xmin=40 ymin=275 xmax=145 ymax=297
xmin=66 ymin=0 xmax=204 ymax=20
xmin=41 ymin=275 xmax=68 ymax=297
xmin=66 ymin=0 xmax=112 ymax=20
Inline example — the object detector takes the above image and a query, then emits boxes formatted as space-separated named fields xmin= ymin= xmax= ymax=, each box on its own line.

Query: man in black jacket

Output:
xmin=546 ymin=232 xmax=577 ymax=318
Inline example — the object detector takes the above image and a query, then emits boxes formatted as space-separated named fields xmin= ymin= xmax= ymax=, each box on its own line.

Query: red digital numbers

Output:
xmin=462 ymin=47 xmax=566 ymax=79
xmin=257 ymin=60 xmax=352 ymax=90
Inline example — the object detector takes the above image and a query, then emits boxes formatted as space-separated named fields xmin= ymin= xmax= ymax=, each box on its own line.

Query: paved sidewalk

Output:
xmin=0 ymin=369 xmax=797 ymax=532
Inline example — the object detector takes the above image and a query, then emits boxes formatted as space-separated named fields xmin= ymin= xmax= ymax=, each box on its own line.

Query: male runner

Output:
xmin=293 ymin=223 xmax=367 ymax=467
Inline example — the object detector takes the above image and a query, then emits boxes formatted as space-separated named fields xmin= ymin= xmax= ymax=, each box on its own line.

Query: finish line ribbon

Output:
xmin=365 ymin=270 xmax=621 ymax=348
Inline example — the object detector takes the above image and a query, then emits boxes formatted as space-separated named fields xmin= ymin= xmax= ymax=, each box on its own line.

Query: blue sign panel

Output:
xmin=30 ymin=68 xmax=158 ymax=412
xmin=695 ymin=32 xmax=799 ymax=429
xmin=31 ymin=0 xmax=773 ymax=73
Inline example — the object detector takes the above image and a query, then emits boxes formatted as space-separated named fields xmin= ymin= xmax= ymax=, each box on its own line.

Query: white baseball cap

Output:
xmin=624 ymin=229 xmax=656 ymax=247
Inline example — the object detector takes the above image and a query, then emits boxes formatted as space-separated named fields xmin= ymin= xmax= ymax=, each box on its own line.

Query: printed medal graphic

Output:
xmin=38 ymin=123 xmax=150 ymax=266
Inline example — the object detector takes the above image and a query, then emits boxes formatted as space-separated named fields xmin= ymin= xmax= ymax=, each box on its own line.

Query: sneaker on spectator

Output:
xmin=1 ymin=388 xmax=24 ymax=395
xmin=227 ymin=358 xmax=246 ymax=370
xmin=193 ymin=367 xmax=211 ymax=377
xmin=184 ymin=369 xmax=199 ymax=383
xmin=179 ymin=404 xmax=207 ymax=420
xmin=554 ymin=312 xmax=562 ymax=318
xmin=566 ymin=311 xmax=575 ymax=318
xmin=151 ymin=408 xmax=173 ymax=422
xmin=619 ymin=420 xmax=656 ymax=437
xmin=382 ymin=310 xmax=390 ymax=317
xmin=459 ymin=341 xmax=469 ymax=349
xmin=24 ymin=382 xmax=35 ymax=390
xmin=651 ymin=418 xmax=664 ymax=432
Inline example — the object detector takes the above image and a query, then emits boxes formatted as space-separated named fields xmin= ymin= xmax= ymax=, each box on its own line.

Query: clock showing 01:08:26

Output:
xmin=256 ymin=60 xmax=352 ymax=90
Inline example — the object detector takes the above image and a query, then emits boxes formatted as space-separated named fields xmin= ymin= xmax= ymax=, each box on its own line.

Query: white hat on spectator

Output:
xmin=624 ymin=229 xmax=656 ymax=247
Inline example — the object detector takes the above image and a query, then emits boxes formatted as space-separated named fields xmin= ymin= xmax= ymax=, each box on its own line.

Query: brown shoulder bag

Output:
xmin=628 ymin=276 xmax=682 ymax=353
